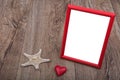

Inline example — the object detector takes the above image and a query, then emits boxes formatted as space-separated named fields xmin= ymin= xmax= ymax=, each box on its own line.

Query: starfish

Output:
xmin=21 ymin=49 xmax=50 ymax=69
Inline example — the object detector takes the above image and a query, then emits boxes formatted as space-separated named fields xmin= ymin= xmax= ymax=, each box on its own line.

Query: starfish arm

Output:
xmin=34 ymin=49 xmax=42 ymax=57
xmin=23 ymin=53 xmax=32 ymax=59
xmin=21 ymin=49 xmax=50 ymax=70
xmin=42 ymin=59 xmax=50 ymax=63
xmin=21 ymin=61 xmax=32 ymax=67
xmin=33 ymin=64 xmax=39 ymax=69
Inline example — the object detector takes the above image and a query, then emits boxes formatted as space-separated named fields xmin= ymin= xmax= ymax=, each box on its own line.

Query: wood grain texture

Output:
xmin=0 ymin=0 xmax=119 ymax=80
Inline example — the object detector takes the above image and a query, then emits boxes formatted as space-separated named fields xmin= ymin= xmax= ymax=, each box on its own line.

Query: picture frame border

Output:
xmin=60 ymin=4 xmax=115 ymax=68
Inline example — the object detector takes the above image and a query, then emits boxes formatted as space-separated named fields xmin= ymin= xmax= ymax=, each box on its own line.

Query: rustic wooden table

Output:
xmin=0 ymin=0 xmax=120 ymax=80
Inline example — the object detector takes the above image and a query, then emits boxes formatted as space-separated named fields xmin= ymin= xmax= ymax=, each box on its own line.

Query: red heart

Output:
xmin=55 ymin=65 xmax=67 ymax=76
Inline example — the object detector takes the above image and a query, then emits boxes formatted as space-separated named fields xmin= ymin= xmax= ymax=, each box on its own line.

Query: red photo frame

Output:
xmin=61 ymin=4 xmax=115 ymax=68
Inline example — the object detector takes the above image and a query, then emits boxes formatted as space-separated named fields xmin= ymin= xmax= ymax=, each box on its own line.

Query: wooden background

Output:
xmin=0 ymin=0 xmax=120 ymax=80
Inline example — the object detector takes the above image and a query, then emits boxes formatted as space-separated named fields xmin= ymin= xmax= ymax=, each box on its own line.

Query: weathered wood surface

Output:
xmin=0 ymin=0 xmax=119 ymax=80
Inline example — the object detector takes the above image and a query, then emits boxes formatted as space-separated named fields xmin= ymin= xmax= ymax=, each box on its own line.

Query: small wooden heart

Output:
xmin=55 ymin=65 xmax=67 ymax=76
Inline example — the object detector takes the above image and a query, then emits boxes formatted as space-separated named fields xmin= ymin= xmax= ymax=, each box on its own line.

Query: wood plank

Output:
xmin=71 ymin=0 xmax=120 ymax=80
xmin=17 ymin=0 xmax=75 ymax=80
xmin=0 ymin=28 xmax=25 ymax=80
xmin=110 ymin=0 xmax=120 ymax=40
xmin=0 ymin=0 xmax=33 ymax=80
xmin=0 ymin=0 xmax=17 ymax=68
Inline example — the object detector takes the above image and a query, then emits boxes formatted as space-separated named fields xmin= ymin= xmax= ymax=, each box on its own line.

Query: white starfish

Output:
xmin=21 ymin=49 xmax=50 ymax=69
